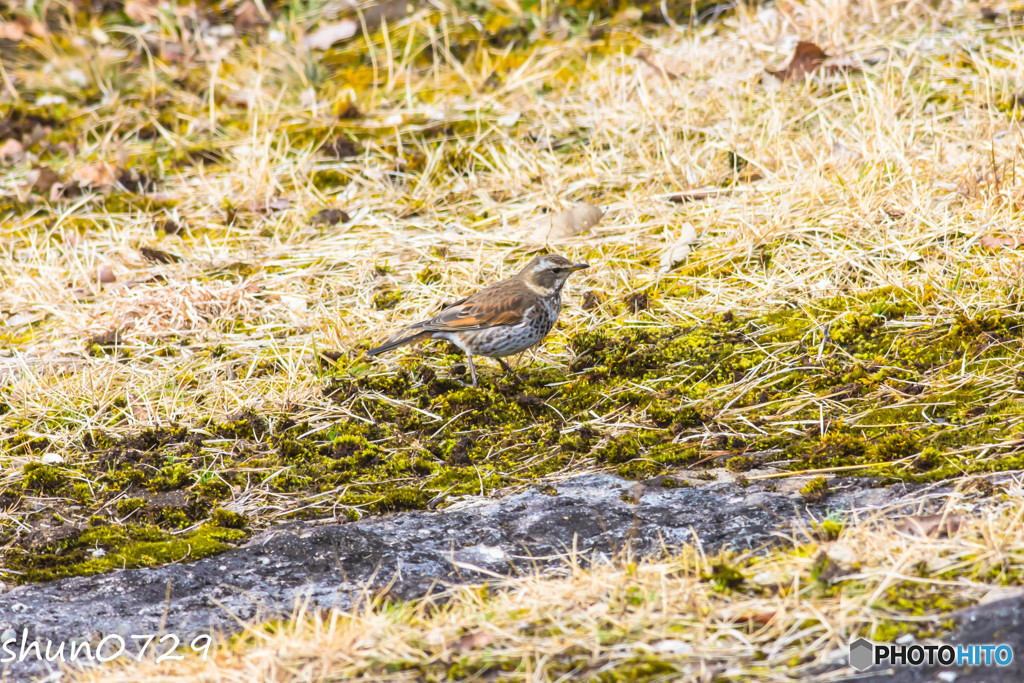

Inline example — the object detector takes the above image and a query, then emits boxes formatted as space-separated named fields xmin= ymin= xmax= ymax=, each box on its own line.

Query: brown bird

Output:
xmin=366 ymin=254 xmax=590 ymax=386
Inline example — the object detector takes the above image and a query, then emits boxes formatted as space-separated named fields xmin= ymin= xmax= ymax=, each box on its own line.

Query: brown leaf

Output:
xmin=96 ymin=265 xmax=116 ymax=284
xmin=304 ymin=20 xmax=358 ymax=50
xmin=455 ymin=630 xmax=494 ymax=651
xmin=0 ymin=139 xmax=24 ymax=163
xmin=246 ymin=197 xmax=292 ymax=213
xmin=896 ymin=514 xmax=963 ymax=538
xmin=980 ymin=234 xmax=1024 ymax=250
xmin=362 ymin=0 xmax=413 ymax=27
xmin=0 ymin=21 xmax=25 ymax=41
xmin=529 ymin=204 xmax=604 ymax=243
xmin=745 ymin=610 xmax=776 ymax=625
xmin=311 ymin=208 xmax=351 ymax=227
xmin=157 ymin=220 xmax=185 ymax=235
xmin=669 ymin=191 xmax=710 ymax=203
xmin=23 ymin=123 xmax=51 ymax=148
xmin=124 ymin=0 xmax=161 ymax=24
xmin=139 ymin=246 xmax=182 ymax=264
xmin=0 ymin=17 xmax=45 ymax=42
xmin=88 ymin=329 xmax=123 ymax=347
xmin=234 ymin=1 xmax=265 ymax=32
xmin=72 ymin=162 xmax=119 ymax=188
xmin=51 ymin=180 xmax=81 ymax=202
xmin=767 ymin=41 xmax=829 ymax=81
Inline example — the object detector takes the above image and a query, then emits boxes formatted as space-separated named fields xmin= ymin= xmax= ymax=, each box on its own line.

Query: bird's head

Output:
xmin=519 ymin=253 xmax=589 ymax=294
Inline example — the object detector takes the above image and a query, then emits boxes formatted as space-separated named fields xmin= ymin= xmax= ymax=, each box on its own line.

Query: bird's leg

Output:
xmin=446 ymin=336 xmax=478 ymax=387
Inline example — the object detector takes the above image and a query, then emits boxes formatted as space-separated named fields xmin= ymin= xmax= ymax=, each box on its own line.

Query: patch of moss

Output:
xmin=800 ymin=477 xmax=830 ymax=503
xmin=22 ymin=463 xmax=66 ymax=494
xmin=373 ymin=290 xmax=402 ymax=310
xmin=10 ymin=288 xmax=1024 ymax=583
xmin=6 ymin=523 xmax=248 ymax=583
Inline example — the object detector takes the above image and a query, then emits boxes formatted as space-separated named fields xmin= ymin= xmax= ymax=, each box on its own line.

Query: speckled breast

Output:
xmin=467 ymin=298 xmax=560 ymax=358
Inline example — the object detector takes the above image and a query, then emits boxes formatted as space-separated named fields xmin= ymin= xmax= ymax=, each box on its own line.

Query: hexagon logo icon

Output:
xmin=849 ymin=638 xmax=874 ymax=671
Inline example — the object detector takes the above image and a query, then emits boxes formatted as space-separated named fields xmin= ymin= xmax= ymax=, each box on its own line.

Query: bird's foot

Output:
xmin=449 ymin=364 xmax=478 ymax=388
xmin=497 ymin=359 xmax=524 ymax=385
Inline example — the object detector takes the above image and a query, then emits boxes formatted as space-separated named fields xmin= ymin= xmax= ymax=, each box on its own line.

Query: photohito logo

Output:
xmin=849 ymin=638 xmax=1014 ymax=671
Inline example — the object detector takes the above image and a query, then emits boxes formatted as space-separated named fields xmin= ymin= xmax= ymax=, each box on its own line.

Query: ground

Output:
xmin=2 ymin=0 xmax=1024 ymax=680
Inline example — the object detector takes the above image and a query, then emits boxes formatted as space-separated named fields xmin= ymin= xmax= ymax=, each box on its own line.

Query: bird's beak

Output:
xmin=571 ymin=263 xmax=590 ymax=271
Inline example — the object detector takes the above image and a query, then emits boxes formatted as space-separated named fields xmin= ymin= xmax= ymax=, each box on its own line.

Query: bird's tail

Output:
xmin=365 ymin=330 xmax=431 ymax=356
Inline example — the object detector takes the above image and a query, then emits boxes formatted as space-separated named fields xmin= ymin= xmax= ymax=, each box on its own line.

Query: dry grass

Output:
xmin=3 ymin=0 xmax=1024 ymax=454
xmin=3 ymin=0 xmax=1024 ymax=678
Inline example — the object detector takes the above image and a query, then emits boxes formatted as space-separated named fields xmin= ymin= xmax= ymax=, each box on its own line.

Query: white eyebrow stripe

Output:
xmin=524 ymin=280 xmax=548 ymax=295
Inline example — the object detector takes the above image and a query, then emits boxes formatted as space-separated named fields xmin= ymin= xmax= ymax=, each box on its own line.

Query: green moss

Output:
xmin=146 ymin=463 xmax=195 ymax=492
xmin=373 ymin=290 xmax=402 ymax=310
xmin=311 ymin=169 xmax=351 ymax=190
xmin=6 ymin=523 xmax=248 ymax=583
xmin=706 ymin=562 xmax=746 ymax=593
xmin=10 ymin=287 xmax=1024 ymax=584
xmin=22 ymin=463 xmax=66 ymax=494
xmin=115 ymin=497 xmax=146 ymax=516
xmin=800 ymin=477 xmax=829 ymax=503
xmin=211 ymin=508 xmax=248 ymax=529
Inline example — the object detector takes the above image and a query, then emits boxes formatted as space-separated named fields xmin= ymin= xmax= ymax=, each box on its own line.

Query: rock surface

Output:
xmin=0 ymin=472 xmax=925 ymax=680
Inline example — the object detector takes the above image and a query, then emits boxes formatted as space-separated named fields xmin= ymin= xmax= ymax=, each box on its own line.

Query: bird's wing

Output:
xmin=410 ymin=281 xmax=534 ymax=332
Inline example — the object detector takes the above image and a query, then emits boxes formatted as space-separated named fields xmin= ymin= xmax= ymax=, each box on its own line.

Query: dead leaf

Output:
xmin=980 ymin=234 xmax=1024 ymax=250
xmin=312 ymin=208 xmax=351 ymax=227
xmin=124 ymin=0 xmax=161 ymax=23
xmin=157 ymin=220 xmax=184 ymax=235
xmin=896 ymin=514 xmax=963 ymax=538
xmin=27 ymin=19 xmax=47 ymax=37
xmin=72 ymin=162 xmax=119 ymax=188
xmin=660 ymin=222 xmax=698 ymax=272
xmin=668 ymin=190 xmax=711 ymax=203
xmin=581 ymin=290 xmax=601 ymax=311
xmin=744 ymin=611 xmax=776 ymax=626
xmin=882 ymin=206 xmax=905 ymax=220
xmin=234 ymin=1 xmax=265 ymax=32
xmin=88 ymin=329 xmax=123 ymax=347
xmin=96 ymin=265 xmax=116 ymax=284
xmin=247 ymin=197 xmax=292 ymax=213
xmin=767 ymin=41 xmax=828 ymax=81
xmin=455 ymin=630 xmax=494 ymax=650
xmin=0 ymin=139 xmax=24 ymax=163
xmin=139 ymin=246 xmax=182 ymax=264
xmin=0 ymin=21 xmax=25 ymax=41
xmin=0 ymin=17 xmax=45 ymax=42
xmin=529 ymin=204 xmax=604 ymax=243
xmin=23 ymin=123 xmax=50 ymax=148
xmin=304 ymin=20 xmax=358 ymax=50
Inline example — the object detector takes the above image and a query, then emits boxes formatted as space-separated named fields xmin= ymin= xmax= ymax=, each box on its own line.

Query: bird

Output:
xmin=365 ymin=253 xmax=590 ymax=386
